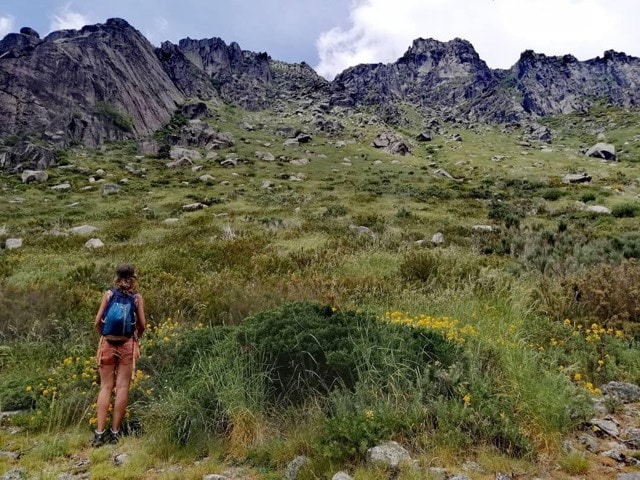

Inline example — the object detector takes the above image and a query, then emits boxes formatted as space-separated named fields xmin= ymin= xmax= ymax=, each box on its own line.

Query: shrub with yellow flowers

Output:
xmin=383 ymin=311 xmax=478 ymax=344
xmin=23 ymin=352 xmax=153 ymax=431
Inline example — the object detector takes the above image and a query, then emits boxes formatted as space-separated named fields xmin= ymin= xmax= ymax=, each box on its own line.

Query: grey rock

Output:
xmin=416 ymin=131 xmax=434 ymax=141
xmin=5 ymin=238 xmax=22 ymax=250
xmin=102 ymin=183 xmax=121 ymax=195
xmin=562 ymin=173 xmax=592 ymax=184
xmin=284 ymin=455 xmax=308 ymax=480
xmin=84 ymin=238 xmax=105 ymax=249
xmin=586 ymin=142 xmax=617 ymax=161
xmin=586 ymin=205 xmax=611 ymax=214
xmin=206 ymin=151 xmax=219 ymax=160
xmin=50 ymin=183 xmax=71 ymax=191
xmin=625 ymin=428 xmax=640 ymax=449
xmin=170 ymin=147 xmax=201 ymax=161
xmin=602 ymin=382 xmax=640 ymax=403
xmin=113 ymin=453 xmax=130 ymax=466
xmin=1 ymin=19 xmax=183 ymax=149
xmin=617 ymin=474 xmax=640 ymax=480
xmin=296 ymin=133 xmax=313 ymax=143
xmin=590 ymin=417 xmax=620 ymax=437
xmin=182 ymin=102 xmax=212 ymax=120
xmin=2 ymin=144 xmax=56 ymax=171
xmin=221 ymin=226 xmax=236 ymax=240
xmin=0 ymin=451 xmax=19 ymax=460
xmin=182 ymin=203 xmax=207 ymax=211
xmin=449 ymin=475 xmax=471 ymax=480
xmin=366 ymin=441 xmax=411 ymax=468
xmin=164 ymin=218 xmax=179 ymax=224
xmin=0 ymin=469 xmax=26 ymax=480
xmin=429 ymin=468 xmax=448 ymax=480
xmin=21 ymin=169 xmax=48 ymax=183
xmin=255 ymin=151 xmax=275 ymax=162
xmin=202 ymin=475 xmax=228 ymax=480
xmin=167 ymin=157 xmax=194 ymax=169
xmin=331 ymin=472 xmax=352 ymax=480
xmin=199 ymin=174 xmax=215 ymax=183
xmin=431 ymin=232 xmax=445 ymax=245
xmin=261 ymin=180 xmax=275 ymax=189
xmin=290 ymin=158 xmax=310 ymax=165
xmin=284 ymin=138 xmax=300 ymax=147
xmin=349 ymin=225 xmax=375 ymax=237
xmin=71 ymin=225 xmax=98 ymax=235
xmin=578 ymin=433 xmax=601 ymax=452
xmin=434 ymin=168 xmax=463 ymax=182
xmin=495 ymin=474 xmax=513 ymax=480
xmin=20 ymin=27 xmax=40 ymax=38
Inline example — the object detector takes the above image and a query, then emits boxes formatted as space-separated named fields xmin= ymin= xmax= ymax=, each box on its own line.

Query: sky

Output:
xmin=1 ymin=0 xmax=640 ymax=79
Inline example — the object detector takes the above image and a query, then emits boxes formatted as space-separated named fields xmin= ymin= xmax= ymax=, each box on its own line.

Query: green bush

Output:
xmin=94 ymin=102 xmax=134 ymax=132
xmin=238 ymin=302 xmax=458 ymax=405
xmin=612 ymin=202 xmax=640 ymax=218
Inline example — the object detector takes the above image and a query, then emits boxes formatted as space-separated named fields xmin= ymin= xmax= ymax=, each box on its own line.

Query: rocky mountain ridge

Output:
xmin=1 ymin=17 xmax=640 ymax=166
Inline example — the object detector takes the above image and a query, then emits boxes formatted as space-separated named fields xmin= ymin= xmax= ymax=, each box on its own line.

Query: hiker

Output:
xmin=92 ymin=263 xmax=146 ymax=447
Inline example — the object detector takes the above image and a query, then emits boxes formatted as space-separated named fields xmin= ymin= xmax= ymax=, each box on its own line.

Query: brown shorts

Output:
xmin=96 ymin=337 xmax=139 ymax=367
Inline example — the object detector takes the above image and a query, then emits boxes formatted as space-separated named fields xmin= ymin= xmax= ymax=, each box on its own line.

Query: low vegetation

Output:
xmin=1 ymin=102 xmax=640 ymax=478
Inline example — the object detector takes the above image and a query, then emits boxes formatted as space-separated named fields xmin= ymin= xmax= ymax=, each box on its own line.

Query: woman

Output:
xmin=92 ymin=263 xmax=146 ymax=447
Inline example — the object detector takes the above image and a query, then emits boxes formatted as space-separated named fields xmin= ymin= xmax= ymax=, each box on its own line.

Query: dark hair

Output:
xmin=114 ymin=263 xmax=137 ymax=293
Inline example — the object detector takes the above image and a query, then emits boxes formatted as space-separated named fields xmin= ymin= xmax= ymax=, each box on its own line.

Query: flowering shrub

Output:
xmin=383 ymin=311 xmax=478 ymax=344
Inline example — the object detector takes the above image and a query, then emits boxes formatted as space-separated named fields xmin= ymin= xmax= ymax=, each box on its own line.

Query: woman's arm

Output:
xmin=94 ymin=291 xmax=111 ymax=334
xmin=135 ymin=294 xmax=147 ymax=338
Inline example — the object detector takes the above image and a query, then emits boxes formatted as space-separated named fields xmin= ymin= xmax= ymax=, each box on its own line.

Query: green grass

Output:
xmin=2 ymin=101 xmax=640 ymax=478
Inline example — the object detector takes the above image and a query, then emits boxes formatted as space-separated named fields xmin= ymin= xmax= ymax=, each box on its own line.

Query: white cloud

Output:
xmin=315 ymin=0 xmax=640 ymax=79
xmin=0 ymin=15 xmax=15 ymax=38
xmin=50 ymin=5 xmax=91 ymax=32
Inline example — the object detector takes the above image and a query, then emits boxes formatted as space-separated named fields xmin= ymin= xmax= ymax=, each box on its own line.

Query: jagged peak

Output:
xmin=403 ymin=37 xmax=478 ymax=58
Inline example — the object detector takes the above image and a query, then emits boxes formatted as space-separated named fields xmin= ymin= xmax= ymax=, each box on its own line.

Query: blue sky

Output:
xmin=1 ymin=0 xmax=639 ymax=79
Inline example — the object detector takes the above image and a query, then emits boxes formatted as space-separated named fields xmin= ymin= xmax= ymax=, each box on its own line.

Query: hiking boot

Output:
xmin=108 ymin=429 xmax=122 ymax=444
xmin=91 ymin=430 xmax=110 ymax=448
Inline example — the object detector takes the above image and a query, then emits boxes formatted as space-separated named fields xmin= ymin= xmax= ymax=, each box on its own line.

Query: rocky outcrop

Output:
xmin=0 ymin=18 xmax=183 ymax=148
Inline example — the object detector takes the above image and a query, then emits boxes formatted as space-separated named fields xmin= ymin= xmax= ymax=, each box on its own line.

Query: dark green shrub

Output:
xmin=540 ymin=188 xmax=565 ymax=201
xmin=580 ymin=192 xmax=597 ymax=203
xmin=612 ymin=202 xmax=640 ymax=218
xmin=611 ymin=232 xmax=640 ymax=259
xmin=238 ymin=302 xmax=458 ymax=405
xmin=323 ymin=204 xmax=348 ymax=218
xmin=488 ymin=201 xmax=523 ymax=229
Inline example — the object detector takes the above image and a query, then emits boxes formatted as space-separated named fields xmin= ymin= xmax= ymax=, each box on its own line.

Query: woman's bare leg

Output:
xmin=96 ymin=364 xmax=116 ymax=432
xmin=111 ymin=362 xmax=133 ymax=432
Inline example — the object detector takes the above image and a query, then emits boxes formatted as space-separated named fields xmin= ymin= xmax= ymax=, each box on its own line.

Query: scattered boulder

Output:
xmin=290 ymin=158 xmax=310 ymax=166
xmin=21 ymin=170 xmax=48 ymax=183
xmin=261 ymin=180 xmax=275 ymax=189
xmin=434 ymin=168 xmax=463 ymax=182
xmin=472 ymin=225 xmax=498 ymax=232
xmin=199 ymin=174 xmax=215 ymax=183
xmin=50 ymin=183 xmax=71 ymax=191
xmin=296 ymin=133 xmax=313 ymax=144
xmin=102 ymin=183 xmax=121 ymax=195
xmin=169 ymin=147 xmax=201 ymax=161
xmin=331 ymin=472 xmax=353 ymax=480
xmin=586 ymin=205 xmax=611 ymax=214
xmin=586 ymin=142 xmax=617 ymax=161
xmin=0 ymin=468 xmax=26 ymax=480
xmin=416 ymin=131 xmax=434 ymax=142
xmin=589 ymin=418 xmax=620 ymax=438
xmin=181 ymin=102 xmax=211 ymax=120
xmin=113 ymin=453 xmax=130 ymax=466
xmin=366 ymin=441 xmax=411 ymax=468
xmin=71 ymin=225 xmax=98 ymax=235
xmin=255 ymin=151 xmax=275 ymax=162
xmin=202 ymin=475 xmax=228 ymax=480
xmin=601 ymin=382 xmax=640 ymax=403
xmin=182 ymin=203 xmax=207 ymax=211
xmin=562 ymin=173 xmax=591 ymax=184
xmin=84 ymin=238 xmax=105 ymax=249
xmin=349 ymin=225 xmax=375 ymax=238
xmin=284 ymin=455 xmax=309 ymax=480
xmin=0 ymin=143 xmax=56 ymax=171
xmin=221 ymin=226 xmax=236 ymax=240
xmin=284 ymin=138 xmax=300 ymax=147
xmin=432 ymin=232 xmax=445 ymax=245
xmin=372 ymin=132 xmax=411 ymax=156
xmin=5 ymin=238 xmax=22 ymax=250
xmin=167 ymin=157 xmax=194 ymax=168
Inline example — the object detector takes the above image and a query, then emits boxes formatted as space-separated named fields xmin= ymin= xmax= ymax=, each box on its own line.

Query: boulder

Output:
xmin=416 ymin=131 xmax=434 ymax=142
xmin=21 ymin=170 xmax=48 ymax=183
xmin=199 ymin=174 xmax=215 ymax=183
xmin=586 ymin=205 xmax=611 ymax=214
xmin=19 ymin=27 xmax=40 ymax=38
xmin=71 ymin=225 xmax=98 ymax=235
xmin=181 ymin=102 xmax=211 ymax=120
xmin=137 ymin=140 xmax=159 ymax=156
xmin=84 ymin=238 xmax=105 ymax=249
xmin=331 ymin=472 xmax=353 ymax=480
xmin=284 ymin=455 xmax=308 ymax=480
xmin=290 ymin=158 xmax=310 ymax=166
xmin=50 ymin=183 xmax=71 ymax=191
xmin=562 ymin=173 xmax=591 ymax=184
xmin=182 ymin=203 xmax=207 ymax=211
xmin=5 ymin=238 xmax=22 ymax=250
xmin=586 ymin=143 xmax=617 ymax=161
xmin=1 ymin=143 xmax=56 ymax=171
xmin=167 ymin=157 xmax=194 ymax=168
xmin=601 ymin=382 xmax=640 ymax=403
xmin=102 ymin=183 xmax=121 ymax=195
xmin=169 ymin=147 xmax=201 ymax=161
xmin=255 ymin=151 xmax=275 ymax=162
xmin=366 ymin=441 xmax=411 ymax=468
xmin=431 ymin=232 xmax=445 ymax=245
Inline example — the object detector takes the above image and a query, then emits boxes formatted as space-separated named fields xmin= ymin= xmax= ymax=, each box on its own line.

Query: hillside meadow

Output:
xmin=1 ymin=102 xmax=640 ymax=479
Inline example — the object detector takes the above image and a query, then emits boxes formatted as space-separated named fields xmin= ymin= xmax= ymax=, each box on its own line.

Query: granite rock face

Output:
xmin=0 ymin=18 xmax=183 ymax=148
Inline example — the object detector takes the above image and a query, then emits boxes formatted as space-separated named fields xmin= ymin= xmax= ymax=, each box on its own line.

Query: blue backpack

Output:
xmin=101 ymin=288 xmax=137 ymax=337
